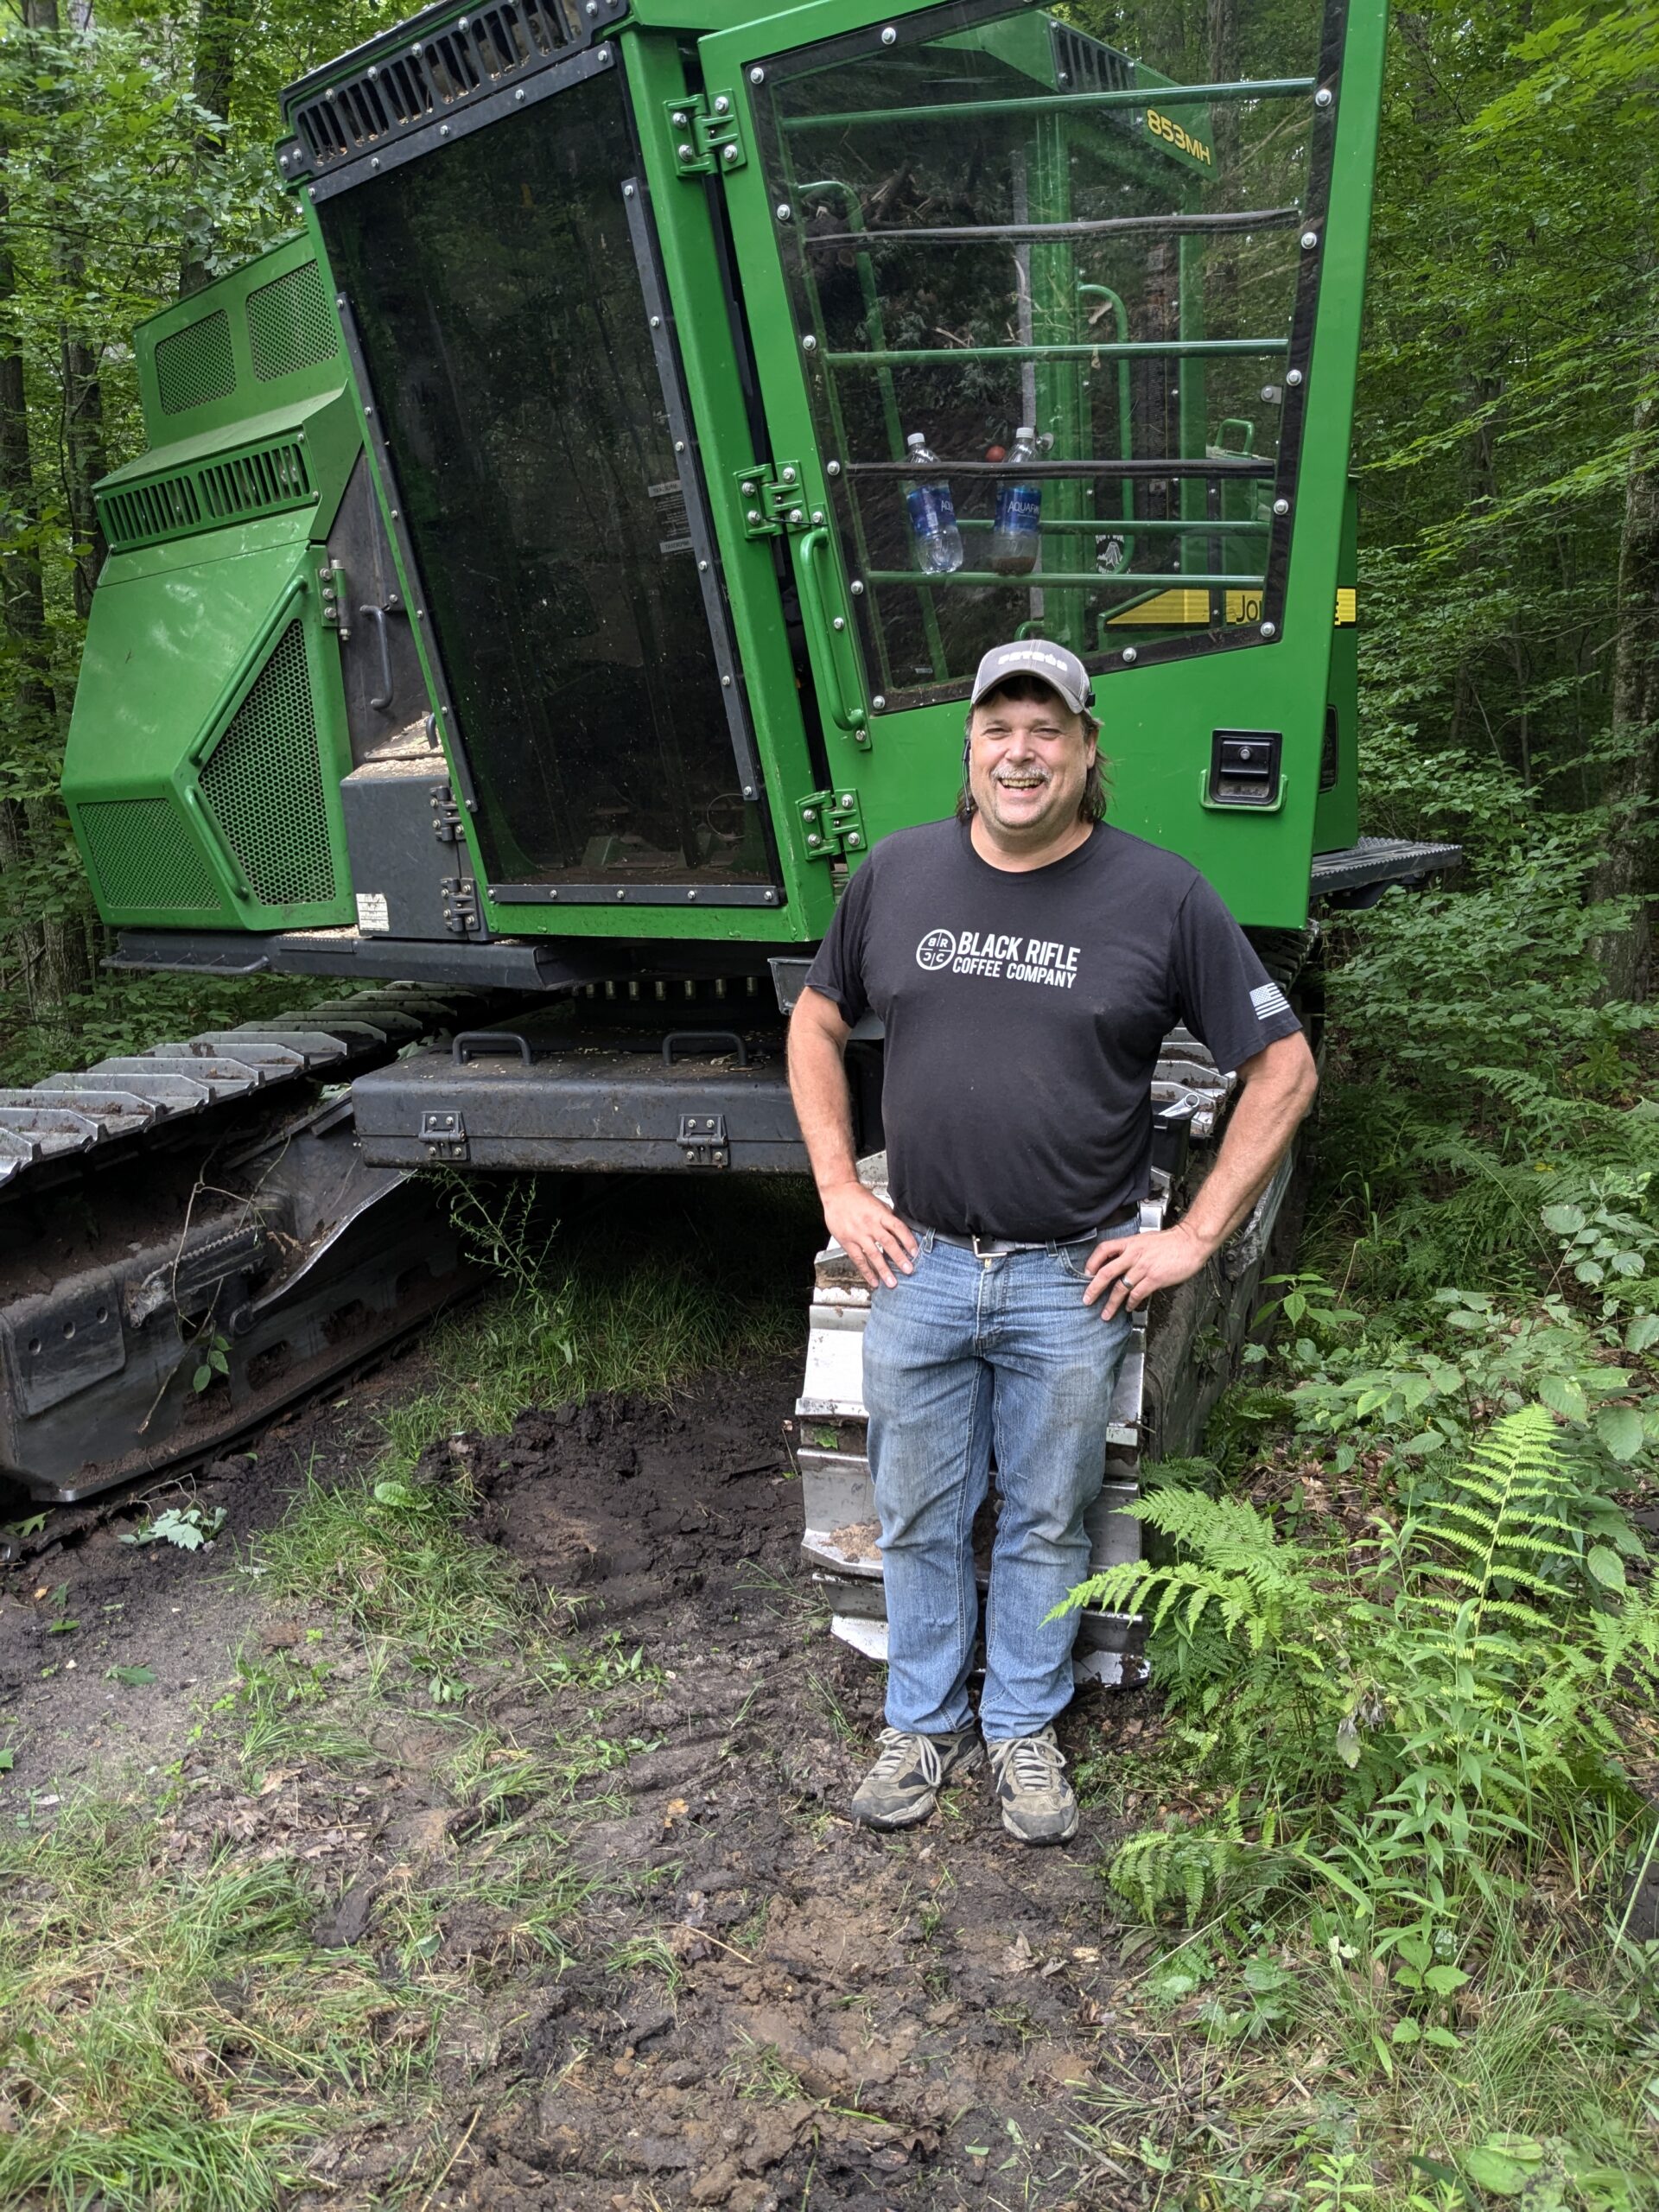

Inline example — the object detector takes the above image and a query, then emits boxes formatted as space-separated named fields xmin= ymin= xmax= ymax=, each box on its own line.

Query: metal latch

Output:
xmin=735 ymin=460 xmax=813 ymax=538
xmin=677 ymin=1112 xmax=729 ymax=1168
xmin=420 ymin=1109 xmax=467 ymax=1162
xmin=441 ymin=875 xmax=480 ymax=934
xmin=430 ymin=784 xmax=463 ymax=843
xmin=666 ymin=91 xmax=746 ymax=176
xmin=798 ymin=788 xmax=866 ymax=861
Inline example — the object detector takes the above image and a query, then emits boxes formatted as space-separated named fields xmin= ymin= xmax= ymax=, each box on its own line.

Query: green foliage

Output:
xmin=1069 ymin=1411 xmax=1659 ymax=1934
xmin=119 ymin=1503 xmax=227 ymax=1550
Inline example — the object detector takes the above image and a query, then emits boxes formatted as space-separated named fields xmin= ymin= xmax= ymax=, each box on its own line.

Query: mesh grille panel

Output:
xmin=200 ymin=623 xmax=337 ymax=907
xmin=247 ymin=262 xmax=338 ymax=379
xmin=77 ymin=798 xmax=221 ymax=912
xmin=155 ymin=310 xmax=237 ymax=414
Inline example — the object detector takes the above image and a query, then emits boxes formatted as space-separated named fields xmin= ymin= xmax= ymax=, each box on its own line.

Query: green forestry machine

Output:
xmin=2 ymin=0 xmax=1452 ymax=1667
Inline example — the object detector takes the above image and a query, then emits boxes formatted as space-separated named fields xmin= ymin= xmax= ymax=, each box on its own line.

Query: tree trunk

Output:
xmin=179 ymin=0 xmax=238 ymax=299
xmin=59 ymin=330 xmax=106 ymax=621
xmin=1590 ymin=365 xmax=1659 ymax=1001
xmin=0 ymin=125 xmax=66 ymax=1017
xmin=1 ymin=10 xmax=93 ymax=1013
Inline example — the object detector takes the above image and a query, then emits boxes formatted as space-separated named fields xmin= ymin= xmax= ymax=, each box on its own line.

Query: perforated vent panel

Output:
xmin=200 ymin=624 xmax=337 ymax=907
xmin=99 ymin=441 xmax=314 ymax=553
xmin=247 ymin=262 xmax=338 ymax=379
xmin=77 ymin=798 xmax=221 ymax=912
xmin=155 ymin=310 xmax=237 ymax=414
xmin=101 ymin=474 xmax=202 ymax=549
xmin=200 ymin=441 xmax=313 ymax=520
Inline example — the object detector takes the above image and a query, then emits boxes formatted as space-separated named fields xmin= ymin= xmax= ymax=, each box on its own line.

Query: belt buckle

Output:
xmin=970 ymin=1233 xmax=996 ymax=1262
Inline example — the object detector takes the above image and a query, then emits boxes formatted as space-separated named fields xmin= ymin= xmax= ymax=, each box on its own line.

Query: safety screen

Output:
xmin=752 ymin=0 xmax=1332 ymax=707
xmin=319 ymin=65 xmax=773 ymax=897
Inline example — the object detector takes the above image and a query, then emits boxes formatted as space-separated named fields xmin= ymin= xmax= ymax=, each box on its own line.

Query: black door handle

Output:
xmin=359 ymin=603 xmax=394 ymax=710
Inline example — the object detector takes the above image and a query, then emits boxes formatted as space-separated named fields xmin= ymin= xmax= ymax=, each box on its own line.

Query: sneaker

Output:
xmin=986 ymin=1726 xmax=1078 ymax=1845
xmin=850 ymin=1726 xmax=982 ymax=1830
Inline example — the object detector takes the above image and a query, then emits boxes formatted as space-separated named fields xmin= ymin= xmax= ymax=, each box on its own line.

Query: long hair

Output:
xmin=955 ymin=674 xmax=1109 ymax=825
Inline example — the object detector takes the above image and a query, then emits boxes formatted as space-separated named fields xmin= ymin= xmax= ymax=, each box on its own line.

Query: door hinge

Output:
xmin=441 ymin=875 xmax=480 ymax=933
xmin=430 ymin=783 xmax=463 ymax=843
xmin=734 ymin=460 xmax=812 ymax=538
xmin=677 ymin=1111 xmax=729 ymax=1168
xmin=666 ymin=91 xmax=746 ymax=176
xmin=316 ymin=558 xmax=349 ymax=639
xmin=798 ymin=788 xmax=866 ymax=861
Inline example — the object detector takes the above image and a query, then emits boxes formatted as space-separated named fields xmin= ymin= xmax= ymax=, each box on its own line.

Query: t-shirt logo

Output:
xmin=916 ymin=928 xmax=957 ymax=971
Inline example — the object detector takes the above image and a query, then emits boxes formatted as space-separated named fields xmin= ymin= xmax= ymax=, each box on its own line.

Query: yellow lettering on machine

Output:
xmin=1144 ymin=106 xmax=1214 ymax=168
xmin=1334 ymin=588 xmax=1357 ymax=626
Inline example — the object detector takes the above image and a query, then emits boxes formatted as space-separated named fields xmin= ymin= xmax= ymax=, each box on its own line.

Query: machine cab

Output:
xmin=65 ymin=0 xmax=1388 ymax=953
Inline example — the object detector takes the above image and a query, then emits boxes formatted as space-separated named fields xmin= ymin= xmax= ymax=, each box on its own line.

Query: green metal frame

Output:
xmin=286 ymin=28 xmax=844 ymax=944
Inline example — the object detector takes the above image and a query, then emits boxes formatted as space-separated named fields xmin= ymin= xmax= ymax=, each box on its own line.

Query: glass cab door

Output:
xmin=315 ymin=48 xmax=782 ymax=906
xmin=703 ymin=0 xmax=1370 ymax=919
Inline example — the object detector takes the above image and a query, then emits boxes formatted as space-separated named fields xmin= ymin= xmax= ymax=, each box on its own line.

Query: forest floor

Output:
xmin=0 ymin=1328 xmax=1183 ymax=2212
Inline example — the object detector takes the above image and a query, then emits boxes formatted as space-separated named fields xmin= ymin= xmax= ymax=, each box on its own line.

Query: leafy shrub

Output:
xmin=1064 ymin=1408 xmax=1659 ymax=1939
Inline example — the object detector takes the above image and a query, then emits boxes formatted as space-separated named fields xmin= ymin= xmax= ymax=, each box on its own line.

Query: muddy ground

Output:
xmin=2 ymin=1353 xmax=1174 ymax=2211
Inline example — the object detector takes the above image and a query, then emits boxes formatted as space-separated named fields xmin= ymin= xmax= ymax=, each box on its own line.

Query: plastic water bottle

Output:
xmin=903 ymin=434 xmax=963 ymax=575
xmin=988 ymin=425 xmax=1042 ymax=576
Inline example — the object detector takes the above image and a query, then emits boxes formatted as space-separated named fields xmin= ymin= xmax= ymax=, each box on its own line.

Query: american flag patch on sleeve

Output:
xmin=1251 ymin=982 xmax=1292 ymax=1020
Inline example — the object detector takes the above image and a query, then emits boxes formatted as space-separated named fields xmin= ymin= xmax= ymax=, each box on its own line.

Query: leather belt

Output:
xmin=918 ymin=1213 xmax=1138 ymax=1259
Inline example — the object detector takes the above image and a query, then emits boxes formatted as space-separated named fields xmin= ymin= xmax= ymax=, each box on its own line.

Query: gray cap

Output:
xmin=969 ymin=639 xmax=1094 ymax=715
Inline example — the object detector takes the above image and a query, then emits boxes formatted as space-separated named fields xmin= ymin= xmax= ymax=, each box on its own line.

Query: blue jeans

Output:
xmin=861 ymin=1228 xmax=1137 ymax=1741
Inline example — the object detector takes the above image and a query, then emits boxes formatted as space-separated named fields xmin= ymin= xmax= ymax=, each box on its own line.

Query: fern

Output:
xmin=1413 ymin=1406 xmax=1581 ymax=1633
xmin=1096 ymin=1404 xmax=1659 ymax=1929
xmin=1069 ymin=1490 xmax=1329 ymax=1649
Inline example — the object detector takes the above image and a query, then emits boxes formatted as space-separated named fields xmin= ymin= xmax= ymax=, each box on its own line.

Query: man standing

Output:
xmin=787 ymin=641 xmax=1318 ymax=1845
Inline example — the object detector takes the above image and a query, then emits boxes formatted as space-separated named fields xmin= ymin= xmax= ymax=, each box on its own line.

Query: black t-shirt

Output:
xmin=803 ymin=817 xmax=1304 ymax=1241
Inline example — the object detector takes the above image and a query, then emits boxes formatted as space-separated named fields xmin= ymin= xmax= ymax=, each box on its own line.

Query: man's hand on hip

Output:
xmin=823 ymin=1182 xmax=918 ymax=1290
xmin=1083 ymin=1223 xmax=1208 ymax=1319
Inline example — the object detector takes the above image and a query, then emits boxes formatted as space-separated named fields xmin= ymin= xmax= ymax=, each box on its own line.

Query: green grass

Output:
xmin=0 ymin=1173 xmax=825 ymax=2207
xmin=250 ymin=1456 xmax=531 ymax=1670
xmin=251 ymin=1176 xmax=818 ymax=1681
xmin=0 ymin=1803 xmax=447 ymax=2211
xmin=377 ymin=1173 xmax=823 ymax=1465
xmin=224 ymin=1647 xmax=382 ymax=1782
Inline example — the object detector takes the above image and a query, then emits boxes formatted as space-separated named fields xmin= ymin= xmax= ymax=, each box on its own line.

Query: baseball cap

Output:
xmin=969 ymin=639 xmax=1094 ymax=716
